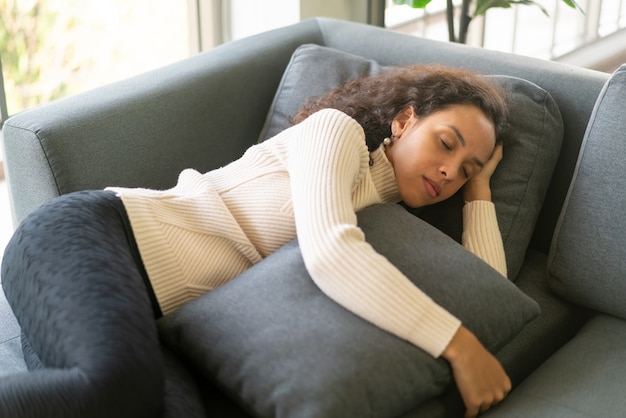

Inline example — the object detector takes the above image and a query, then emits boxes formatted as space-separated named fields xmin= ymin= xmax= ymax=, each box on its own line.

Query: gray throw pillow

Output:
xmin=258 ymin=45 xmax=383 ymax=140
xmin=158 ymin=204 xmax=539 ymax=418
xmin=258 ymin=44 xmax=564 ymax=280
xmin=548 ymin=64 xmax=626 ymax=318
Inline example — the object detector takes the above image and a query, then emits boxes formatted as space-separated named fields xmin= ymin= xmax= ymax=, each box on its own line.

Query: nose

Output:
xmin=439 ymin=164 xmax=458 ymax=182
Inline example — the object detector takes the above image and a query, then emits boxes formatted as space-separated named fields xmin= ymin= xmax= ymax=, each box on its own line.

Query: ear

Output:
xmin=391 ymin=107 xmax=416 ymax=138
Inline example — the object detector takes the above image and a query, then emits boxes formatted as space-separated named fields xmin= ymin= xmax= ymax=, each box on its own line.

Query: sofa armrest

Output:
xmin=2 ymin=19 xmax=325 ymax=226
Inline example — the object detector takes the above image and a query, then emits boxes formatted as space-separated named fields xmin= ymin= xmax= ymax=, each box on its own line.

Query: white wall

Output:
xmin=226 ymin=0 xmax=368 ymax=42
xmin=228 ymin=0 xmax=300 ymax=42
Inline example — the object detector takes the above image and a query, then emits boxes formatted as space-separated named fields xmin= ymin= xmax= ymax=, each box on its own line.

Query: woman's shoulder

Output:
xmin=266 ymin=107 xmax=367 ymax=161
xmin=305 ymin=108 xmax=360 ymax=127
xmin=301 ymin=108 xmax=365 ymax=144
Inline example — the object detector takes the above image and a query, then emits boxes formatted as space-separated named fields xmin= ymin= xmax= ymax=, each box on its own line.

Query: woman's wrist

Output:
xmin=463 ymin=179 xmax=492 ymax=202
xmin=441 ymin=325 xmax=475 ymax=363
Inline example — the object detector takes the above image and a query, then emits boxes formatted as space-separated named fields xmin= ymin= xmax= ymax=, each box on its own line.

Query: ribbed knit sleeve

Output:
xmin=462 ymin=200 xmax=508 ymax=277
xmin=288 ymin=109 xmax=460 ymax=358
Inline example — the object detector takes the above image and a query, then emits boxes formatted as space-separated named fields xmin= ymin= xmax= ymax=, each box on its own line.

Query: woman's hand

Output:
xmin=463 ymin=143 xmax=503 ymax=202
xmin=442 ymin=325 xmax=511 ymax=418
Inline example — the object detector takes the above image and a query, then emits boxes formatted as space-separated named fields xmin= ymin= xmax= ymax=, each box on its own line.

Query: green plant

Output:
xmin=392 ymin=0 xmax=583 ymax=43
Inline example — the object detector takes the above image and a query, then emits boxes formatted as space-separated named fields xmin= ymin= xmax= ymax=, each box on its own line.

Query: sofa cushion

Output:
xmin=259 ymin=44 xmax=563 ymax=280
xmin=158 ymin=203 xmax=539 ymax=418
xmin=482 ymin=315 xmax=626 ymax=418
xmin=548 ymin=64 xmax=626 ymax=318
xmin=258 ymin=44 xmax=383 ymax=140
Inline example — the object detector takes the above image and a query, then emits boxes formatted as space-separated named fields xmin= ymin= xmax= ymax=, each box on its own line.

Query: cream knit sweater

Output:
xmin=108 ymin=108 xmax=507 ymax=358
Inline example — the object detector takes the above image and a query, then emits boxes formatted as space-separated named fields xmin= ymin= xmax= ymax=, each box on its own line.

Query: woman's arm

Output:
xmin=462 ymin=143 xmax=508 ymax=277
xmin=448 ymin=143 xmax=510 ymax=417
xmin=287 ymin=108 xmax=460 ymax=358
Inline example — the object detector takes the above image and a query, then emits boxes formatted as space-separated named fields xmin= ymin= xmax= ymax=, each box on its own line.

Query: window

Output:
xmin=1 ymin=0 xmax=191 ymax=116
xmin=383 ymin=0 xmax=625 ymax=61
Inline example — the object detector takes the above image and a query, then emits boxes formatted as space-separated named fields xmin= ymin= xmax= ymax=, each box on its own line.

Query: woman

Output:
xmin=1 ymin=64 xmax=510 ymax=418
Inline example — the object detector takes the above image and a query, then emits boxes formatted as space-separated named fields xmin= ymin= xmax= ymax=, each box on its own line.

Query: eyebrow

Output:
xmin=443 ymin=124 xmax=485 ymax=168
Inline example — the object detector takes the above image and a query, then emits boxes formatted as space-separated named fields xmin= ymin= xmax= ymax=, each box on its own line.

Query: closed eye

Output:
xmin=441 ymin=137 xmax=471 ymax=179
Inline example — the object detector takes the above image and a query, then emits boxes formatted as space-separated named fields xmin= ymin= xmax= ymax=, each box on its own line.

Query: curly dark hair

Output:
xmin=294 ymin=64 xmax=509 ymax=151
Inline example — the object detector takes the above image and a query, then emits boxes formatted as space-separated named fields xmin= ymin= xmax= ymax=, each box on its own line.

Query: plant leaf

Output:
xmin=512 ymin=1 xmax=549 ymax=17
xmin=561 ymin=0 xmax=585 ymax=14
xmin=474 ymin=0 xmax=513 ymax=17
xmin=474 ymin=0 xmax=549 ymax=17
xmin=392 ymin=0 xmax=433 ymax=7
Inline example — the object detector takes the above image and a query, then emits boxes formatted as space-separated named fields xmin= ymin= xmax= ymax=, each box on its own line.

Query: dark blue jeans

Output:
xmin=1 ymin=191 xmax=164 ymax=418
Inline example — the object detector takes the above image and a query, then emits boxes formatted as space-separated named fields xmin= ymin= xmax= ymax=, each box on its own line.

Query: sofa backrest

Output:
xmin=548 ymin=65 xmax=626 ymax=317
xmin=2 ymin=17 xmax=610 ymax=256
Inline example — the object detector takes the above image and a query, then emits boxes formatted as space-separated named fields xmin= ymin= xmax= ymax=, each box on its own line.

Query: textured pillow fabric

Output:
xmin=259 ymin=44 xmax=564 ymax=280
xmin=258 ymin=44 xmax=383 ymax=141
xmin=158 ymin=203 xmax=539 ymax=418
xmin=548 ymin=64 xmax=626 ymax=319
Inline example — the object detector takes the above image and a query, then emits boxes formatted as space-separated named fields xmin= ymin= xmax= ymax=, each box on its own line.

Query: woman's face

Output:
xmin=385 ymin=104 xmax=496 ymax=208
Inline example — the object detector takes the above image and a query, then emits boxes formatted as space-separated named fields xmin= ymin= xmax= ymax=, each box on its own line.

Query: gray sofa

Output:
xmin=1 ymin=17 xmax=625 ymax=417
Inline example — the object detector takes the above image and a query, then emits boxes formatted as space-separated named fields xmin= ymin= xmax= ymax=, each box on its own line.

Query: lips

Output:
xmin=423 ymin=177 xmax=441 ymax=199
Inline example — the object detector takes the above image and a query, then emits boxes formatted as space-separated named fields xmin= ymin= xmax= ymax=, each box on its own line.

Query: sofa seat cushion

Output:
xmin=548 ymin=64 xmax=626 ymax=319
xmin=493 ymin=250 xmax=590 ymax=387
xmin=259 ymin=43 xmax=563 ymax=280
xmin=482 ymin=314 xmax=626 ymax=418
xmin=0 ymin=337 xmax=26 ymax=379
xmin=158 ymin=203 xmax=539 ymax=418
xmin=0 ymin=287 xmax=25 ymax=378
